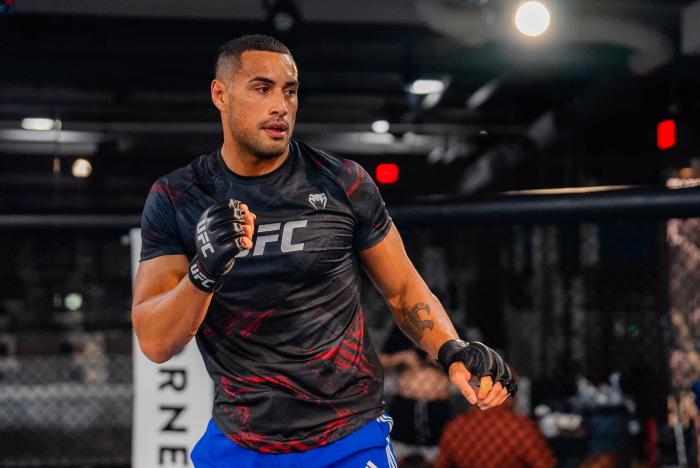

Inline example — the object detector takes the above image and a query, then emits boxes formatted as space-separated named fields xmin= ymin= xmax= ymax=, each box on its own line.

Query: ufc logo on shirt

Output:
xmin=236 ymin=220 xmax=308 ymax=258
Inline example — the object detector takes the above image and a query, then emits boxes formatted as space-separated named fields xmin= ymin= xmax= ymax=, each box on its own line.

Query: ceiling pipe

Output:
xmin=458 ymin=109 xmax=558 ymax=194
xmin=561 ymin=15 xmax=673 ymax=75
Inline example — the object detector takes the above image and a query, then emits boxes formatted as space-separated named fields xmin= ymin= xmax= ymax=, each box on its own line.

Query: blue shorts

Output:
xmin=191 ymin=414 xmax=397 ymax=468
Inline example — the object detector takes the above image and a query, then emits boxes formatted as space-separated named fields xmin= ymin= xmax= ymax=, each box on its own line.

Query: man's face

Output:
xmin=222 ymin=50 xmax=299 ymax=160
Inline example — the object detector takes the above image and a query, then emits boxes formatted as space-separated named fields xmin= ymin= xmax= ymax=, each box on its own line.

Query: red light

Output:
xmin=376 ymin=163 xmax=399 ymax=184
xmin=657 ymin=119 xmax=676 ymax=150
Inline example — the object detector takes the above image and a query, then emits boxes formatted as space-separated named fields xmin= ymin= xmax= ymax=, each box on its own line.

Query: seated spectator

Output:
xmin=380 ymin=325 xmax=454 ymax=466
xmin=435 ymin=373 xmax=556 ymax=468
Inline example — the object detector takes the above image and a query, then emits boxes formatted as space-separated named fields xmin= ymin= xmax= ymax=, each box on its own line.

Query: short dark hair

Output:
xmin=215 ymin=34 xmax=292 ymax=81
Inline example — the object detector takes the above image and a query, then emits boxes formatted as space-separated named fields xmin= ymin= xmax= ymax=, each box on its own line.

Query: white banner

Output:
xmin=130 ymin=228 xmax=214 ymax=467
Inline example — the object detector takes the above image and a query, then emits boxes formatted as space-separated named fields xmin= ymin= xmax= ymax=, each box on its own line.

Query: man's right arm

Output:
xmin=131 ymin=254 xmax=213 ymax=363
xmin=132 ymin=200 xmax=255 ymax=364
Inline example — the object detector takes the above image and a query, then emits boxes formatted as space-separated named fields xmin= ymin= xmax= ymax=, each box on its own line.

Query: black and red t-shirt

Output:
xmin=140 ymin=140 xmax=392 ymax=453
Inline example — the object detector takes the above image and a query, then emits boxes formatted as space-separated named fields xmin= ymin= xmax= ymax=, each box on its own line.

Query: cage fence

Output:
xmin=0 ymin=232 xmax=133 ymax=467
xmin=0 ymin=189 xmax=699 ymax=467
xmin=366 ymin=219 xmax=674 ymax=468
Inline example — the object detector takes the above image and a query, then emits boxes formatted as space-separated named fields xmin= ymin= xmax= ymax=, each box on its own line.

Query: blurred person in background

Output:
xmin=435 ymin=367 xmax=555 ymax=468
xmin=380 ymin=324 xmax=455 ymax=467
xmin=131 ymin=34 xmax=516 ymax=467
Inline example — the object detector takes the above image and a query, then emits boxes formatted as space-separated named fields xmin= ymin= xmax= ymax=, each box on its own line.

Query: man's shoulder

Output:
xmin=151 ymin=152 xmax=216 ymax=200
xmin=294 ymin=140 xmax=367 ymax=191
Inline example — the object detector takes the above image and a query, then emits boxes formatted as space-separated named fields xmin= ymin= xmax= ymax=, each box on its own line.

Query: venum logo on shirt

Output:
xmin=235 ymin=220 xmax=308 ymax=257
xmin=308 ymin=193 xmax=327 ymax=210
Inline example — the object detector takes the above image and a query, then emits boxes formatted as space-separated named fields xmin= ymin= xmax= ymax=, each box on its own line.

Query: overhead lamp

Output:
xmin=71 ymin=158 xmax=93 ymax=178
xmin=371 ymin=120 xmax=390 ymax=134
xmin=265 ymin=0 xmax=301 ymax=34
xmin=21 ymin=117 xmax=57 ymax=131
xmin=408 ymin=79 xmax=445 ymax=95
xmin=514 ymin=1 xmax=551 ymax=37
xmin=64 ymin=292 xmax=83 ymax=311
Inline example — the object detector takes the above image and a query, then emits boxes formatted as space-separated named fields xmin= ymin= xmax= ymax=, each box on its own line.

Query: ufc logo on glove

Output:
xmin=196 ymin=218 xmax=215 ymax=258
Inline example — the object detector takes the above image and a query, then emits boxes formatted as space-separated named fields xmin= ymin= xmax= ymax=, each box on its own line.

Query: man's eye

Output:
xmin=287 ymin=89 xmax=298 ymax=96
xmin=256 ymin=87 xmax=269 ymax=94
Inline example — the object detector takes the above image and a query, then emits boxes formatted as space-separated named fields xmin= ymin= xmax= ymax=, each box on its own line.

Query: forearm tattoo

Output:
xmin=397 ymin=302 xmax=434 ymax=344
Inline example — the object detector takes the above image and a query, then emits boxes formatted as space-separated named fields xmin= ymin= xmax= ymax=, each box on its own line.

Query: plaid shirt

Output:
xmin=435 ymin=406 xmax=557 ymax=468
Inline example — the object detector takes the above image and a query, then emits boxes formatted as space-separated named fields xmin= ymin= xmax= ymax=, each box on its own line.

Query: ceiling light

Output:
xmin=21 ymin=117 xmax=57 ymax=131
xmin=371 ymin=120 xmax=390 ymax=134
xmin=72 ymin=158 xmax=93 ymax=178
xmin=64 ymin=292 xmax=83 ymax=311
xmin=514 ymin=1 xmax=551 ymax=37
xmin=266 ymin=0 xmax=301 ymax=34
xmin=408 ymin=79 xmax=445 ymax=95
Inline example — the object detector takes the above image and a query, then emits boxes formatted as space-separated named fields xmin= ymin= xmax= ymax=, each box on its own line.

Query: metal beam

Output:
xmin=0 ymin=215 xmax=141 ymax=232
xmin=391 ymin=186 xmax=700 ymax=225
xmin=3 ymin=186 xmax=700 ymax=231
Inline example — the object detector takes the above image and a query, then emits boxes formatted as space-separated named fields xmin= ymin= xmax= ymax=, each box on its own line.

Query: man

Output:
xmin=132 ymin=35 xmax=516 ymax=468
xmin=379 ymin=324 xmax=454 ymax=465
xmin=435 ymin=372 xmax=556 ymax=468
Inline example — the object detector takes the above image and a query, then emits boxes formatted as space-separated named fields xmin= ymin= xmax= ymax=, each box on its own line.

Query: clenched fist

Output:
xmin=188 ymin=199 xmax=255 ymax=292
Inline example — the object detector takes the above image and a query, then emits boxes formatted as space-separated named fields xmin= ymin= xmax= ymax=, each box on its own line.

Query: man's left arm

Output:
xmin=360 ymin=225 xmax=514 ymax=409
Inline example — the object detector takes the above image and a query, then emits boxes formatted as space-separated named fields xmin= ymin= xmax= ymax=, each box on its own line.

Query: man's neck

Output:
xmin=220 ymin=140 xmax=289 ymax=177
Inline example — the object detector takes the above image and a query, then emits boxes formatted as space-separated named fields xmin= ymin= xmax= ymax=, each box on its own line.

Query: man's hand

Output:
xmin=438 ymin=340 xmax=516 ymax=410
xmin=188 ymin=199 xmax=255 ymax=292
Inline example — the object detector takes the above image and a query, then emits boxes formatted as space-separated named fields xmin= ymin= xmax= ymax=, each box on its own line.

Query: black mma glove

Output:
xmin=188 ymin=199 xmax=247 ymax=293
xmin=437 ymin=339 xmax=517 ymax=396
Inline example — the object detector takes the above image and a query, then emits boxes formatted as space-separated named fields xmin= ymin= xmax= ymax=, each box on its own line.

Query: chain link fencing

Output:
xmin=0 ymin=232 xmax=133 ymax=467
xmin=1 ymin=191 xmax=699 ymax=467
xmin=366 ymin=220 xmax=675 ymax=468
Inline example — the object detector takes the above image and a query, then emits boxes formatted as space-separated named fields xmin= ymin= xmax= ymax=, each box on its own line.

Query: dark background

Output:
xmin=1 ymin=0 xmax=699 ymax=212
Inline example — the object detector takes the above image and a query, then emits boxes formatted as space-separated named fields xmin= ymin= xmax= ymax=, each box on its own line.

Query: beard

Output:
xmin=229 ymin=118 xmax=291 ymax=160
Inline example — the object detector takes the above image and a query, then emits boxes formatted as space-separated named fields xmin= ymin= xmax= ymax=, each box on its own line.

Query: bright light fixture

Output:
xmin=72 ymin=158 xmax=93 ymax=178
xmin=371 ymin=120 xmax=390 ymax=134
xmin=514 ymin=1 xmax=551 ymax=37
xmin=408 ymin=79 xmax=445 ymax=95
xmin=21 ymin=117 xmax=56 ymax=131
xmin=64 ymin=292 xmax=83 ymax=311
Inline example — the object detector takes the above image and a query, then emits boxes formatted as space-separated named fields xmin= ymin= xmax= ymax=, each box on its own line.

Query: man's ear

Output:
xmin=211 ymin=79 xmax=227 ymax=112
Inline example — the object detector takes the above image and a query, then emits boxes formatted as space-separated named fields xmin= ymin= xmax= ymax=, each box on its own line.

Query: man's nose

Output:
xmin=269 ymin=89 xmax=288 ymax=116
